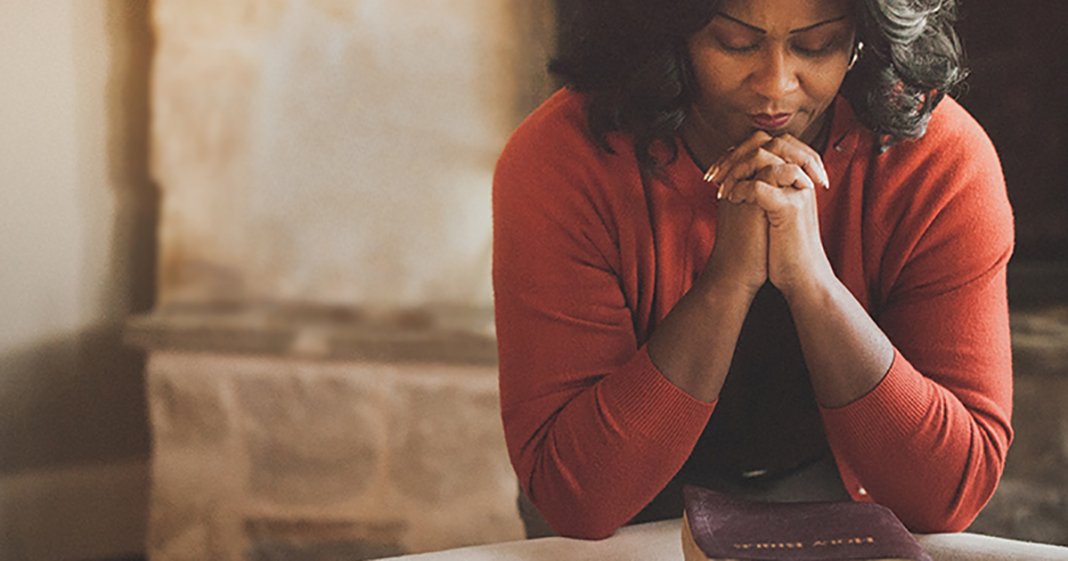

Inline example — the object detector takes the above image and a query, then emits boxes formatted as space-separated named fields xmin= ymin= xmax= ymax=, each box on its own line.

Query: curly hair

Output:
xmin=550 ymin=0 xmax=967 ymax=169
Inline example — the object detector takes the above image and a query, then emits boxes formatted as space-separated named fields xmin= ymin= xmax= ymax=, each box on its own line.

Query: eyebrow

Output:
xmin=715 ymin=12 xmax=849 ymax=34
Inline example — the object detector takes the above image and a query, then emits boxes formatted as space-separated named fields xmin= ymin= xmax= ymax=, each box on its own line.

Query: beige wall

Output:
xmin=0 ymin=2 xmax=154 ymax=559
xmin=151 ymin=0 xmax=552 ymax=309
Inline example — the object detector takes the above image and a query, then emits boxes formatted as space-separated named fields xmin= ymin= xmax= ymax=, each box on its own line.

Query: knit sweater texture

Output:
xmin=492 ymin=88 xmax=1014 ymax=538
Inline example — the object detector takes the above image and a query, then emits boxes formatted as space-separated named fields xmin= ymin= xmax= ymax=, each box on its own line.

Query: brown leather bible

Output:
xmin=681 ymin=485 xmax=932 ymax=561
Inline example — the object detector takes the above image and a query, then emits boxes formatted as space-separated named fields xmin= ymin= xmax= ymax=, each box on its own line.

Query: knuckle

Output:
xmin=751 ymin=181 xmax=777 ymax=198
xmin=755 ymin=147 xmax=775 ymax=162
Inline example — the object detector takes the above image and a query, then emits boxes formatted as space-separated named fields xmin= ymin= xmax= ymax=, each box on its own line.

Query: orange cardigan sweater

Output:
xmin=492 ymin=89 xmax=1014 ymax=538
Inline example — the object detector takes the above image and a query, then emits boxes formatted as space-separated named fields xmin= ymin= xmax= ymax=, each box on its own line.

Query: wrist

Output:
xmin=692 ymin=271 xmax=764 ymax=307
xmin=779 ymin=270 xmax=840 ymax=308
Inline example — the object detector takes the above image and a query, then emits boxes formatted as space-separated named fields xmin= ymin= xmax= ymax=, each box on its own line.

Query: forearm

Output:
xmin=784 ymin=275 xmax=894 ymax=408
xmin=510 ymin=353 xmax=714 ymax=538
xmin=647 ymin=274 xmax=760 ymax=403
xmin=519 ymin=275 xmax=755 ymax=537
xmin=786 ymin=276 xmax=1010 ymax=532
xmin=819 ymin=353 xmax=1009 ymax=532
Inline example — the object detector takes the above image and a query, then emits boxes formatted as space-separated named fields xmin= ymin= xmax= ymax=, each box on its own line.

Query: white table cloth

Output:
xmin=380 ymin=518 xmax=1068 ymax=561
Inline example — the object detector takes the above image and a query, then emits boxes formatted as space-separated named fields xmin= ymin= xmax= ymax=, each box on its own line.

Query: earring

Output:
xmin=848 ymin=41 xmax=864 ymax=70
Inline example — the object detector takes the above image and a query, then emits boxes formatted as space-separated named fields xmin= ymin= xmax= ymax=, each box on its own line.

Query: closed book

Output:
xmin=681 ymin=485 xmax=932 ymax=561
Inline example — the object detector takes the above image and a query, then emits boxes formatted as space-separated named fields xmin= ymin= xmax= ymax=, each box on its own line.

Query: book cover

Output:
xmin=681 ymin=485 xmax=932 ymax=561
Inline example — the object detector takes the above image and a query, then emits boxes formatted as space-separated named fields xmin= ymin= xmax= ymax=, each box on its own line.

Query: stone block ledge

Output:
xmin=125 ymin=301 xmax=497 ymax=365
xmin=1010 ymin=304 xmax=1068 ymax=378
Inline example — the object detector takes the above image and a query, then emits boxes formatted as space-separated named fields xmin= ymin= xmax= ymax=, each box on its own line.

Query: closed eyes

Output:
xmin=713 ymin=35 xmax=845 ymax=58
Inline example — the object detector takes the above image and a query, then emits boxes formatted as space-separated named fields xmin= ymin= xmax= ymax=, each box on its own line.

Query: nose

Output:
xmin=749 ymin=47 xmax=798 ymax=101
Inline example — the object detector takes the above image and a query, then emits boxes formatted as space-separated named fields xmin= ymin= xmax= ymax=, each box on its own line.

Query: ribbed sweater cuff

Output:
xmin=819 ymin=348 xmax=932 ymax=454
xmin=602 ymin=345 xmax=716 ymax=447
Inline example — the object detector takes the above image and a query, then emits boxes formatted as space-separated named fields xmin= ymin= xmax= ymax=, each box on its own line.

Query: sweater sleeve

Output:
xmin=492 ymin=104 xmax=715 ymax=539
xmin=820 ymin=103 xmax=1015 ymax=533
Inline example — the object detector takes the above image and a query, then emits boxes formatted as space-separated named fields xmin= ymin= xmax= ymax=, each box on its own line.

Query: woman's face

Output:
xmin=687 ymin=0 xmax=856 ymax=146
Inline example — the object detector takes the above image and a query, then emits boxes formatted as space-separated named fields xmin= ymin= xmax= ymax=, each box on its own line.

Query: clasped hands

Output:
xmin=702 ymin=130 xmax=836 ymax=301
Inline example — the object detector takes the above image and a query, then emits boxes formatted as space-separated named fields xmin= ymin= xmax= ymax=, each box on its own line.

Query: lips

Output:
xmin=750 ymin=112 xmax=793 ymax=130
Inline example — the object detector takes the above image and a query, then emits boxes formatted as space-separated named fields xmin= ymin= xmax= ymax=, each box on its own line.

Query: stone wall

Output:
xmin=140 ymin=1 xmax=554 ymax=559
xmin=133 ymin=307 xmax=520 ymax=561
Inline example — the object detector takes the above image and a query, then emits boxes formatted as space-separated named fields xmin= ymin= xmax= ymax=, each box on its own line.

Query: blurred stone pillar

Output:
xmin=129 ymin=1 xmax=555 ymax=559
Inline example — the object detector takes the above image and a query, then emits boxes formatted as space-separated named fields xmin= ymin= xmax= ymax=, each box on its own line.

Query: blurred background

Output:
xmin=0 ymin=2 xmax=1064 ymax=560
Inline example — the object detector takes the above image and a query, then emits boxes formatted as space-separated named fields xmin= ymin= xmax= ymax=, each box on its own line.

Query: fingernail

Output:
xmin=716 ymin=185 xmax=724 ymax=200
xmin=705 ymin=164 xmax=720 ymax=182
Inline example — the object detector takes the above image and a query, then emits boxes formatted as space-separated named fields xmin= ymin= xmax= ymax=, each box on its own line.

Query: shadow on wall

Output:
xmin=0 ymin=4 xmax=156 ymax=557
xmin=0 ymin=329 xmax=148 ymax=473
xmin=0 ymin=3 xmax=156 ymax=477
xmin=98 ymin=0 xmax=159 ymax=316
xmin=505 ymin=0 xmax=557 ymax=125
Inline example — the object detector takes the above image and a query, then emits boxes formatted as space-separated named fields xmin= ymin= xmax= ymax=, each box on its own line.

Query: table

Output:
xmin=381 ymin=518 xmax=1068 ymax=561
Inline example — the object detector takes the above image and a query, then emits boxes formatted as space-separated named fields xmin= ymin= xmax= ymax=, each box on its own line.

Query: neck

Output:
xmin=804 ymin=104 xmax=835 ymax=154
xmin=793 ymin=97 xmax=838 ymax=153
